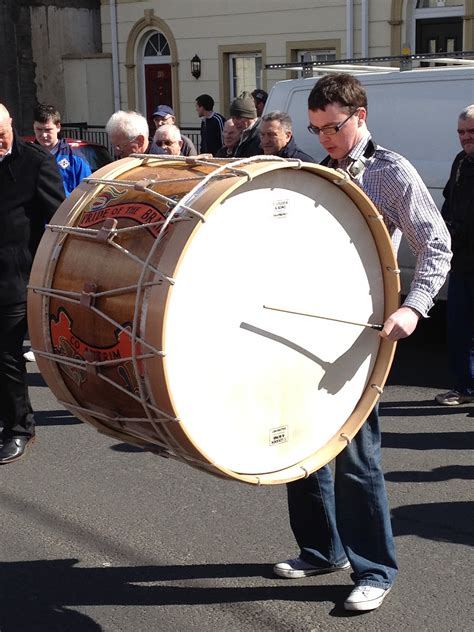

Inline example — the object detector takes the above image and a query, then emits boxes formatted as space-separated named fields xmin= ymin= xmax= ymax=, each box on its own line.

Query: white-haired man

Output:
xmin=153 ymin=125 xmax=184 ymax=157
xmin=105 ymin=110 xmax=150 ymax=158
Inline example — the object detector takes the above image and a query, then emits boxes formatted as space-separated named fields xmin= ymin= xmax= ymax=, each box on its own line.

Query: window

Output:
xmin=229 ymin=54 xmax=262 ymax=100
xmin=144 ymin=33 xmax=170 ymax=58
xmin=416 ymin=1 xmax=463 ymax=7
xmin=297 ymin=49 xmax=337 ymax=77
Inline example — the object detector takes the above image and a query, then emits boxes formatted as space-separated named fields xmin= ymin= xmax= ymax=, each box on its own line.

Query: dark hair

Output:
xmin=196 ymin=94 xmax=214 ymax=111
xmin=308 ymin=74 xmax=368 ymax=112
xmin=33 ymin=103 xmax=61 ymax=125
xmin=252 ymin=89 xmax=268 ymax=103
xmin=261 ymin=110 xmax=292 ymax=132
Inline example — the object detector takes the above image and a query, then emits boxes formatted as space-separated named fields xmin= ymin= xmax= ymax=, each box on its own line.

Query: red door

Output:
xmin=145 ymin=64 xmax=172 ymax=128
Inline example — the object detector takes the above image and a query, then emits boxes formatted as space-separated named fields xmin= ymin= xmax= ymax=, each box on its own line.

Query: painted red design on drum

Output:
xmin=50 ymin=308 xmax=142 ymax=394
xmin=79 ymin=203 xmax=166 ymax=237
xmin=89 ymin=185 xmax=127 ymax=211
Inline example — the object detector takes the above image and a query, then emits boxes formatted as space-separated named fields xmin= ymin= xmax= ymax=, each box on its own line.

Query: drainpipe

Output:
xmin=110 ymin=0 xmax=121 ymax=110
xmin=361 ymin=0 xmax=369 ymax=58
xmin=346 ymin=0 xmax=354 ymax=59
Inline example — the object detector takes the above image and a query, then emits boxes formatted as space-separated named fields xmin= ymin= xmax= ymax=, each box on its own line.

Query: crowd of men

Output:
xmin=0 ymin=75 xmax=472 ymax=614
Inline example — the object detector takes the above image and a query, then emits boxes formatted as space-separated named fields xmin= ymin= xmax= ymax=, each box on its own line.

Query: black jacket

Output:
xmin=277 ymin=137 xmax=315 ymax=162
xmin=0 ymin=134 xmax=65 ymax=304
xmin=233 ymin=119 xmax=262 ymax=158
xmin=442 ymin=150 xmax=474 ymax=272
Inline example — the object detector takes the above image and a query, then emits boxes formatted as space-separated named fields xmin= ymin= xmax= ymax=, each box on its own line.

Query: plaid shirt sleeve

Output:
xmin=350 ymin=140 xmax=452 ymax=317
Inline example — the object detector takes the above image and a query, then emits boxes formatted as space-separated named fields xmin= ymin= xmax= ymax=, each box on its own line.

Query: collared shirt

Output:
xmin=328 ymin=132 xmax=452 ymax=317
xmin=0 ymin=146 xmax=12 ymax=162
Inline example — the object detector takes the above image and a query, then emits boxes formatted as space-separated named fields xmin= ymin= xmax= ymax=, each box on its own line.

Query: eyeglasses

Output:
xmin=156 ymin=139 xmax=178 ymax=147
xmin=155 ymin=116 xmax=173 ymax=126
xmin=113 ymin=136 xmax=138 ymax=154
xmin=307 ymin=109 xmax=360 ymax=136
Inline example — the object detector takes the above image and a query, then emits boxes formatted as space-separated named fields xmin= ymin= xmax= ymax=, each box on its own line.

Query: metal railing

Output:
xmin=62 ymin=123 xmax=201 ymax=155
xmin=266 ymin=50 xmax=474 ymax=75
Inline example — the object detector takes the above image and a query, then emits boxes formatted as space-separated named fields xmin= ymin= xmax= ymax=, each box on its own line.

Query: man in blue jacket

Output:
xmin=0 ymin=103 xmax=65 ymax=464
xmin=33 ymin=103 xmax=92 ymax=196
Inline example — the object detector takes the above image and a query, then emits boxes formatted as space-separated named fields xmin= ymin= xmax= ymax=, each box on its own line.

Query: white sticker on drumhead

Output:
xmin=273 ymin=199 xmax=289 ymax=218
xmin=269 ymin=425 xmax=288 ymax=446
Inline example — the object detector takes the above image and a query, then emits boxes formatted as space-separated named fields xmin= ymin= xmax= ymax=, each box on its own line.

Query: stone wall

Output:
xmin=0 ymin=0 xmax=101 ymax=134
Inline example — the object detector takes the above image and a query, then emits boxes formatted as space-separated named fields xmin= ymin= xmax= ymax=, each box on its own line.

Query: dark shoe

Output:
xmin=435 ymin=389 xmax=474 ymax=406
xmin=0 ymin=436 xmax=35 ymax=464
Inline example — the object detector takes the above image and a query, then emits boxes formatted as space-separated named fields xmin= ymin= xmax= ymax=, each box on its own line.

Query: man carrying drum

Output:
xmin=273 ymin=74 xmax=451 ymax=612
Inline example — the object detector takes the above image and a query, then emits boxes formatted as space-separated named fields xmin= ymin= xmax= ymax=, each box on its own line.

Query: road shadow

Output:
xmin=34 ymin=409 xmax=81 ymax=427
xmin=110 ymin=442 xmax=146 ymax=453
xmin=382 ymin=431 xmax=474 ymax=450
xmin=391 ymin=501 xmax=473 ymax=547
xmin=385 ymin=465 xmax=474 ymax=482
xmin=0 ymin=560 xmax=353 ymax=631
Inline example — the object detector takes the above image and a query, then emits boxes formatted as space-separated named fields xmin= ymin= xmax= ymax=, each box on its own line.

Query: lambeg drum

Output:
xmin=28 ymin=154 xmax=400 ymax=485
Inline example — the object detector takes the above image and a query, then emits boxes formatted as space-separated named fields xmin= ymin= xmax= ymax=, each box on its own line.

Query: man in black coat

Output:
xmin=435 ymin=104 xmax=474 ymax=407
xmin=0 ymin=103 xmax=65 ymax=463
xmin=259 ymin=111 xmax=315 ymax=162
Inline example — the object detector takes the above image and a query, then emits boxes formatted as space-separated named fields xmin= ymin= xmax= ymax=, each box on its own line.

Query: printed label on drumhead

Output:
xmin=272 ymin=199 xmax=289 ymax=218
xmin=269 ymin=425 xmax=288 ymax=446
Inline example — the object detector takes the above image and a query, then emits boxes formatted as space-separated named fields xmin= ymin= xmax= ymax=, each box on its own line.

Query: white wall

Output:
xmin=63 ymin=55 xmax=114 ymax=125
xmin=31 ymin=4 xmax=101 ymax=114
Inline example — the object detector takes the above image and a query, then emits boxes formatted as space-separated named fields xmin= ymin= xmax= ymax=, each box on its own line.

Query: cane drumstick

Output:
xmin=263 ymin=305 xmax=383 ymax=331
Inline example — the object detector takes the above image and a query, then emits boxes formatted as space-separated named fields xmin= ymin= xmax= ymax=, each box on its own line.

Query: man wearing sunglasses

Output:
xmin=153 ymin=125 xmax=184 ymax=156
xmin=274 ymin=74 xmax=451 ymax=613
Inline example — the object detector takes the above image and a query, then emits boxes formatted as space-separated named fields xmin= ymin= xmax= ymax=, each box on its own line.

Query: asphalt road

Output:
xmin=0 ymin=302 xmax=472 ymax=632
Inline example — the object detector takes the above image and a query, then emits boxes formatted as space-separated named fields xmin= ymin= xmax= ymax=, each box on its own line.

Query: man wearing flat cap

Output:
xmin=150 ymin=105 xmax=197 ymax=156
xmin=230 ymin=92 xmax=262 ymax=158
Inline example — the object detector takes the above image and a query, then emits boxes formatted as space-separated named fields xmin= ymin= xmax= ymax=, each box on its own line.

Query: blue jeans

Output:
xmin=447 ymin=270 xmax=474 ymax=395
xmin=286 ymin=406 xmax=397 ymax=589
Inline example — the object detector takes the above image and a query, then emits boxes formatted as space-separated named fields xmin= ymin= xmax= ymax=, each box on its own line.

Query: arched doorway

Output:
xmin=137 ymin=30 xmax=173 ymax=127
xmin=126 ymin=11 xmax=180 ymax=127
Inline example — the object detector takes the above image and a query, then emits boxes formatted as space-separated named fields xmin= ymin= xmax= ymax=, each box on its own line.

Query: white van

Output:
xmin=263 ymin=64 xmax=474 ymax=297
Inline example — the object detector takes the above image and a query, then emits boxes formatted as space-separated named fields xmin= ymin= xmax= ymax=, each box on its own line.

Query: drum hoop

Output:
xmin=29 ymin=157 xmax=400 ymax=485
xmin=154 ymin=160 xmax=400 ymax=484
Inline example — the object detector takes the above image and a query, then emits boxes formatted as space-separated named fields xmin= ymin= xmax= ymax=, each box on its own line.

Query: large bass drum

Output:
xmin=28 ymin=155 xmax=400 ymax=485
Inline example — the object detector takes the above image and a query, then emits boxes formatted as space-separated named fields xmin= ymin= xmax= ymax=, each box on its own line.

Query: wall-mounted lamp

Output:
xmin=191 ymin=54 xmax=201 ymax=79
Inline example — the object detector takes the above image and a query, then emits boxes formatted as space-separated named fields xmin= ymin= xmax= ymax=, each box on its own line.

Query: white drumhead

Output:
xmin=162 ymin=168 xmax=384 ymax=475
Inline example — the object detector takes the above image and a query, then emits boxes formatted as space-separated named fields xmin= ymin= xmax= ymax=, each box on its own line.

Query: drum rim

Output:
xmin=154 ymin=159 xmax=400 ymax=484
xmin=28 ymin=157 xmax=400 ymax=485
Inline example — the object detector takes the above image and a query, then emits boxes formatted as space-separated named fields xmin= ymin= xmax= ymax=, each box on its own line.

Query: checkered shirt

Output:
xmin=329 ymin=132 xmax=452 ymax=317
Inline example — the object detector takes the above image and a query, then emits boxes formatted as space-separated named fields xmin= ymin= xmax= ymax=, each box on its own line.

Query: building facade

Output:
xmin=0 ymin=0 xmax=102 ymax=133
xmin=98 ymin=0 xmax=473 ymax=130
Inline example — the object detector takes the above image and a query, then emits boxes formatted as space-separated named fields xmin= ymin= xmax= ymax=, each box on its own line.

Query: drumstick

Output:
xmin=263 ymin=305 xmax=384 ymax=331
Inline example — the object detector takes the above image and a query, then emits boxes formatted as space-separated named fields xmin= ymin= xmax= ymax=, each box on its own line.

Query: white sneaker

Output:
xmin=273 ymin=556 xmax=350 ymax=578
xmin=344 ymin=584 xmax=391 ymax=611
xmin=23 ymin=350 xmax=36 ymax=362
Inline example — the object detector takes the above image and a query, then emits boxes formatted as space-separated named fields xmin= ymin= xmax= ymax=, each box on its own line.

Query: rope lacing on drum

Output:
xmin=333 ymin=169 xmax=351 ymax=186
xmin=340 ymin=433 xmax=352 ymax=445
xmin=83 ymin=176 xmax=207 ymax=222
xmin=371 ymin=384 xmax=384 ymax=395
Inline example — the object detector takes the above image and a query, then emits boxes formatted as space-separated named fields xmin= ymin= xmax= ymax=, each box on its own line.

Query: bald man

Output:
xmin=0 ymin=103 xmax=65 ymax=464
